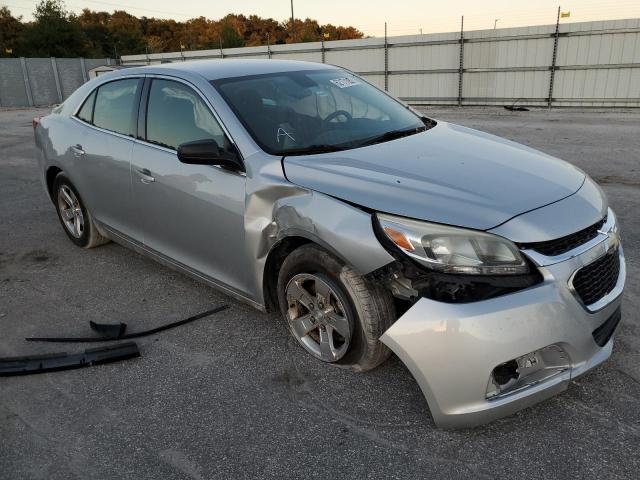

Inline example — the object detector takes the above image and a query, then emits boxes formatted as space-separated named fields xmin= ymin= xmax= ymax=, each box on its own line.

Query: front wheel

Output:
xmin=277 ymin=244 xmax=395 ymax=372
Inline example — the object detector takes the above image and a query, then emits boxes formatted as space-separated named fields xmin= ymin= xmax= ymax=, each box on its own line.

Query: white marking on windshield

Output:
xmin=277 ymin=127 xmax=296 ymax=143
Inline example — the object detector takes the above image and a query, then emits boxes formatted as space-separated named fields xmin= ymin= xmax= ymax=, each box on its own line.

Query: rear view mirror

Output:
xmin=177 ymin=139 xmax=243 ymax=171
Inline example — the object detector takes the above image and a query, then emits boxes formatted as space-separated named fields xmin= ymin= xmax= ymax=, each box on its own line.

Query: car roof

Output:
xmin=120 ymin=59 xmax=340 ymax=81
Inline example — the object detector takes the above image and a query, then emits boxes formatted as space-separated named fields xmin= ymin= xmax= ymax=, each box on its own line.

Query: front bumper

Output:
xmin=380 ymin=229 xmax=625 ymax=429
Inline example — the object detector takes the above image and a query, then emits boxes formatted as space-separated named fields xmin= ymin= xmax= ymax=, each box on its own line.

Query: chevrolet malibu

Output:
xmin=33 ymin=60 xmax=625 ymax=428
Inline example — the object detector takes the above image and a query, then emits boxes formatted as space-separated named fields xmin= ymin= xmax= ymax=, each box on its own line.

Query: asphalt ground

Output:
xmin=1 ymin=106 xmax=639 ymax=479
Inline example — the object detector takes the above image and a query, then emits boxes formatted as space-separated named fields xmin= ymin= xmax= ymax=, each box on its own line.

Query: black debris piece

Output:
xmin=0 ymin=342 xmax=140 ymax=376
xmin=90 ymin=320 xmax=127 ymax=339
xmin=25 ymin=305 xmax=229 ymax=343
xmin=504 ymin=105 xmax=529 ymax=111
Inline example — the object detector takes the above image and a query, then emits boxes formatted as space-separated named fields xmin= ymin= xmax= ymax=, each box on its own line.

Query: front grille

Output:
xmin=522 ymin=216 xmax=606 ymax=256
xmin=592 ymin=307 xmax=622 ymax=347
xmin=573 ymin=250 xmax=620 ymax=306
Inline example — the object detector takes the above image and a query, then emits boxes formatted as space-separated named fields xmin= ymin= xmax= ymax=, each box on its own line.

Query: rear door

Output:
xmin=130 ymin=77 xmax=248 ymax=295
xmin=70 ymin=78 xmax=143 ymax=240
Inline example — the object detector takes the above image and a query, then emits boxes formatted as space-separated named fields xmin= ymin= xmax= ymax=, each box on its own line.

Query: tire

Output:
xmin=277 ymin=244 xmax=395 ymax=372
xmin=52 ymin=173 xmax=109 ymax=248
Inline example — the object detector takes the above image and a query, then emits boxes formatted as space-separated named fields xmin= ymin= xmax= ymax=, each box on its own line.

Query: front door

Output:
xmin=130 ymin=78 xmax=248 ymax=295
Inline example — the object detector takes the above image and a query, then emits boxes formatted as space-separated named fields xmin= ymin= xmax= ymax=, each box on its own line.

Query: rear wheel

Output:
xmin=277 ymin=244 xmax=395 ymax=371
xmin=53 ymin=174 xmax=109 ymax=248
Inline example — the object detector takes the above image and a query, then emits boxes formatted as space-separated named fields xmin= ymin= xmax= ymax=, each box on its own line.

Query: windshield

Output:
xmin=212 ymin=69 xmax=427 ymax=155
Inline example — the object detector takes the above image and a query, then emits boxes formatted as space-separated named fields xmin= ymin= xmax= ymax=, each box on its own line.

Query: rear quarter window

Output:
xmin=76 ymin=90 xmax=96 ymax=123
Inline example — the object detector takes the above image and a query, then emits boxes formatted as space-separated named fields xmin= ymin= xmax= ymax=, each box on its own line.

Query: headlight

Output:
xmin=377 ymin=213 xmax=528 ymax=275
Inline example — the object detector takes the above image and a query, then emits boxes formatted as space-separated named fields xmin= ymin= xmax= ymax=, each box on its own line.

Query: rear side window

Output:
xmin=93 ymin=79 xmax=140 ymax=137
xmin=76 ymin=90 xmax=95 ymax=123
xmin=146 ymin=79 xmax=230 ymax=151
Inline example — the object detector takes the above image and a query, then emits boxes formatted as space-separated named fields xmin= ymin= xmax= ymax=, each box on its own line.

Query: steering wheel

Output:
xmin=323 ymin=110 xmax=353 ymax=126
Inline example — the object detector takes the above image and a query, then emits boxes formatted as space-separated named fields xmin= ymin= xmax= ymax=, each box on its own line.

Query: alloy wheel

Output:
xmin=285 ymin=273 xmax=352 ymax=362
xmin=57 ymin=185 xmax=84 ymax=238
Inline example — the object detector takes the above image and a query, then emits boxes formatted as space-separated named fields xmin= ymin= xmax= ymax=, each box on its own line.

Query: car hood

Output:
xmin=282 ymin=121 xmax=586 ymax=231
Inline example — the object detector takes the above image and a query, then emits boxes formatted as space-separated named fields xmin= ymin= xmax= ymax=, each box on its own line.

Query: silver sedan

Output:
xmin=33 ymin=60 xmax=625 ymax=428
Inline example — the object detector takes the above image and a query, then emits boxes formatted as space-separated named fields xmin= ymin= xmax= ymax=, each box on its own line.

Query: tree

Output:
xmin=239 ymin=14 xmax=283 ymax=47
xmin=107 ymin=11 xmax=145 ymax=56
xmin=218 ymin=16 xmax=245 ymax=48
xmin=141 ymin=17 xmax=183 ymax=52
xmin=78 ymin=9 xmax=111 ymax=57
xmin=9 ymin=5 xmax=364 ymax=57
xmin=0 ymin=7 xmax=26 ymax=57
xmin=24 ymin=0 xmax=87 ymax=57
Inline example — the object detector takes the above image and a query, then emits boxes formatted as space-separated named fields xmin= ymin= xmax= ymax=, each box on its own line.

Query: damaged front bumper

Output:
xmin=380 ymin=238 xmax=626 ymax=429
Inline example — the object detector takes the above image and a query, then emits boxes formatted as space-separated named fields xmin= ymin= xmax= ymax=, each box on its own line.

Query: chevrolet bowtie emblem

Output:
xmin=598 ymin=228 xmax=620 ymax=252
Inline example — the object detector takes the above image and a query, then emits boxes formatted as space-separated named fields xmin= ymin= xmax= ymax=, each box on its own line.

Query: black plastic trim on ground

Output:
xmin=89 ymin=320 xmax=127 ymax=339
xmin=0 ymin=342 xmax=140 ymax=376
xmin=25 ymin=305 xmax=229 ymax=343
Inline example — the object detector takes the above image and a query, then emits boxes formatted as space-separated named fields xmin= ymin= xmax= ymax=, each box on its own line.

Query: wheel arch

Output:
xmin=255 ymin=191 xmax=397 ymax=311
xmin=45 ymin=165 xmax=63 ymax=201
xmin=262 ymin=234 xmax=351 ymax=312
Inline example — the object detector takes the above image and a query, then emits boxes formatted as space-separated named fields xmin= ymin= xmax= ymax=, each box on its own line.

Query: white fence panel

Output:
xmin=360 ymin=74 xmax=385 ymax=90
xmin=392 ymin=73 xmax=459 ymax=102
xmin=326 ymin=49 xmax=384 ymax=73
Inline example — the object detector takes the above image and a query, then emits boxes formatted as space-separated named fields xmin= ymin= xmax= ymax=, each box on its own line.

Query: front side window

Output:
xmin=212 ymin=69 xmax=426 ymax=155
xmin=146 ymin=79 xmax=231 ymax=152
xmin=93 ymin=78 xmax=140 ymax=137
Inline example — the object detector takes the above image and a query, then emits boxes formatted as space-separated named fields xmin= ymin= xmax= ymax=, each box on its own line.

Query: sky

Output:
xmin=4 ymin=0 xmax=640 ymax=36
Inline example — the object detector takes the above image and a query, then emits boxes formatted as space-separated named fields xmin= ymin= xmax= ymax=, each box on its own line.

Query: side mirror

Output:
xmin=177 ymin=139 xmax=243 ymax=171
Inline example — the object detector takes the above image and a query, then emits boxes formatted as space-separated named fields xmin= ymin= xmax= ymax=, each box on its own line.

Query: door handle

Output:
xmin=71 ymin=144 xmax=85 ymax=157
xmin=136 ymin=168 xmax=155 ymax=184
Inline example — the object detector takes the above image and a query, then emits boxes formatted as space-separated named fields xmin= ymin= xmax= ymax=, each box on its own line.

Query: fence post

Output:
xmin=51 ymin=57 xmax=63 ymax=103
xmin=19 ymin=57 xmax=34 ymax=107
xmin=321 ymin=38 xmax=326 ymax=63
xmin=548 ymin=6 xmax=561 ymax=109
xmin=458 ymin=16 xmax=464 ymax=107
xmin=384 ymin=22 xmax=389 ymax=91
xmin=267 ymin=33 xmax=272 ymax=59
xmin=80 ymin=58 xmax=88 ymax=82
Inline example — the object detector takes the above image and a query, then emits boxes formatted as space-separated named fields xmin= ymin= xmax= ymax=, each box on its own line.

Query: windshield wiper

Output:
xmin=354 ymin=125 xmax=427 ymax=148
xmin=282 ymin=144 xmax=349 ymax=156
xmin=281 ymin=125 xmax=427 ymax=156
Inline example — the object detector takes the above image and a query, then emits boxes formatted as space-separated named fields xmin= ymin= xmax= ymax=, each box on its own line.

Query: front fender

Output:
xmin=271 ymin=192 xmax=395 ymax=273
xmin=244 ymin=157 xmax=395 ymax=306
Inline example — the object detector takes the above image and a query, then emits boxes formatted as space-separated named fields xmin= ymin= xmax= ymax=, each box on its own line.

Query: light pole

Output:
xmin=494 ymin=18 xmax=500 ymax=29
xmin=290 ymin=0 xmax=295 ymax=40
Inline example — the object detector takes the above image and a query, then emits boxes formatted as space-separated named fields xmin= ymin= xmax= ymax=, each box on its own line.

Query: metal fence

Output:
xmin=122 ymin=18 xmax=640 ymax=108
xmin=0 ymin=57 xmax=112 ymax=107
